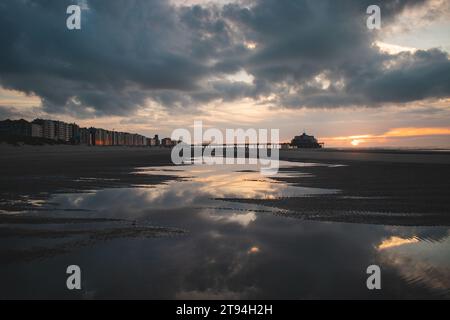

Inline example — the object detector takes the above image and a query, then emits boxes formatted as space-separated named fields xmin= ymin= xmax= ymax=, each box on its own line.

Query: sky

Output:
xmin=0 ymin=0 xmax=450 ymax=148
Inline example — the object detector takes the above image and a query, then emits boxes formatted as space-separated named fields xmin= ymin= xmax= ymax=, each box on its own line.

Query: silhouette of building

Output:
xmin=0 ymin=119 xmax=31 ymax=136
xmin=0 ymin=117 xmax=163 ymax=148
xmin=70 ymin=123 xmax=80 ymax=144
xmin=291 ymin=132 xmax=323 ymax=148
xmin=161 ymin=137 xmax=175 ymax=147
xmin=31 ymin=123 xmax=43 ymax=138
xmin=147 ymin=137 xmax=157 ymax=146
xmin=33 ymin=119 xmax=56 ymax=140
xmin=79 ymin=127 xmax=91 ymax=145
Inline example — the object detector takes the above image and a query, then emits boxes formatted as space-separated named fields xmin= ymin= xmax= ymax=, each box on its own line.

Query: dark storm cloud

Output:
xmin=221 ymin=0 xmax=450 ymax=108
xmin=0 ymin=0 xmax=216 ymax=116
xmin=355 ymin=49 xmax=450 ymax=103
xmin=0 ymin=0 xmax=449 ymax=116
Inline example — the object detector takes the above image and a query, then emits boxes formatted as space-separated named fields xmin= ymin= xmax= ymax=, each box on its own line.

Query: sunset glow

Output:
xmin=1 ymin=0 xmax=449 ymax=149
xmin=1 ymin=0 xmax=450 ymax=301
xmin=324 ymin=127 xmax=450 ymax=147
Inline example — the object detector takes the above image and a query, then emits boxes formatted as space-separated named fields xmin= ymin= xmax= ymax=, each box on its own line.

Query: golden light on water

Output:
xmin=377 ymin=236 xmax=419 ymax=250
xmin=248 ymin=246 xmax=260 ymax=254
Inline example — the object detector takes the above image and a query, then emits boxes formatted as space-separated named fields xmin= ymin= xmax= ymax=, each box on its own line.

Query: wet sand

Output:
xmin=280 ymin=148 xmax=450 ymax=164
xmin=0 ymin=145 xmax=186 ymax=264
xmin=0 ymin=145 xmax=175 ymax=212
xmin=1 ymin=145 xmax=450 ymax=298
xmin=1 ymin=145 xmax=450 ymax=225
xmin=269 ymin=149 xmax=450 ymax=225
xmin=0 ymin=225 xmax=186 ymax=264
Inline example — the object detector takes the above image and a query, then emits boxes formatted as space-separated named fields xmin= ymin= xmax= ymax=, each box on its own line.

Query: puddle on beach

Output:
xmin=0 ymin=159 xmax=449 ymax=299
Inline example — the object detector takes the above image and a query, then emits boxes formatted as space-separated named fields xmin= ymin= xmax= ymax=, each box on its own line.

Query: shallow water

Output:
xmin=0 ymin=160 xmax=449 ymax=299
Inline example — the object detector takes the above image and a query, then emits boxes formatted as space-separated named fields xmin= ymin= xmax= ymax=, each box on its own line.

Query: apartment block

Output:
xmin=31 ymin=123 xmax=43 ymax=138
xmin=1 ymin=117 xmax=166 ymax=148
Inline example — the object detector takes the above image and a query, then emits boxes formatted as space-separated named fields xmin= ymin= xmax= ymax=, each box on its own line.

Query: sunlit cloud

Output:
xmin=374 ymin=41 xmax=417 ymax=54
xmin=224 ymin=70 xmax=255 ymax=84
xmin=244 ymin=41 xmax=257 ymax=50
xmin=323 ymin=127 xmax=450 ymax=147
xmin=379 ymin=0 xmax=450 ymax=52
xmin=385 ymin=127 xmax=450 ymax=137
xmin=0 ymin=88 xmax=42 ymax=108
xmin=350 ymin=139 xmax=363 ymax=146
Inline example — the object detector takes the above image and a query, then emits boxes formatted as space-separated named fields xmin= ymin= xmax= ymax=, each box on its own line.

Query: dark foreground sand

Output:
xmin=0 ymin=145 xmax=185 ymax=264
xmin=0 ymin=145 xmax=175 ymax=212
xmin=275 ymin=149 xmax=450 ymax=225
xmin=1 ymin=145 xmax=450 ymax=226
xmin=221 ymin=149 xmax=450 ymax=226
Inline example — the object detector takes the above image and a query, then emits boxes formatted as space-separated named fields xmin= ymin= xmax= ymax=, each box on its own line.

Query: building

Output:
xmin=87 ymin=128 xmax=147 ymax=146
xmin=31 ymin=123 xmax=43 ymax=138
xmin=161 ymin=137 xmax=175 ymax=147
xmin=147 ymin=137 xmax=157 ymax=146
xmin=291 ymin=132 xmax=323 ymax=148
xmin=69 ymin=123 xmax=80 ymax=144
xmin=54 ymin=121 xmax=68 ymax=142
xmin=0 ymin=119 xmax=32 ymax=137
xmin=44 ymin=120 xmax=56 ymax=140
xmin=90 ymin=128 xmax=106 ymax=146
xmin=1 ymin=117 xmax=159 ymax=148
xmin=33 ymin=119 xmax=56 ymax=140
xmin=79 ymin=127 xmax=91 ymax=145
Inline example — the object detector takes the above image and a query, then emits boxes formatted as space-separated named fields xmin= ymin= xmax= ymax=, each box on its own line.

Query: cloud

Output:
xmin=0 ymin=0 xmax=449 ymax=118
xmin=384 ymin=127 xmax=450 ymax=137
xmin=323 ymin=126 xmax=450 ymax=147
xmin=0 ymin=105 xmax=44 ymax=120
xmin=352 ymin=49 xmax=450 ymax=104
xmin=0 ymin=0 xmax=214 ymax=116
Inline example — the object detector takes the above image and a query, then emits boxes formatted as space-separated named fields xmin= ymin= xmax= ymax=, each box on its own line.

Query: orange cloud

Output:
xmin=323 ymin=127 xmax=450 ymax=147
xmin=384 ymin=127 xmax=450 ymax=137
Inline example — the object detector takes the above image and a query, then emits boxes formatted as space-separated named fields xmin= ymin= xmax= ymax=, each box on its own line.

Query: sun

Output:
xmin=351 ymin=139 xmax=361 ymax=146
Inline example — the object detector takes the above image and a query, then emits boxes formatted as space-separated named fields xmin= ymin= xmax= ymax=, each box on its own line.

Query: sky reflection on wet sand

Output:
xmin=0 ymin=160 xmax=449 ymax=299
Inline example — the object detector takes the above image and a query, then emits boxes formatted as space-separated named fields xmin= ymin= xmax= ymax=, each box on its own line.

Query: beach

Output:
xmin=1 ymin=145 xmax=450 ymax=299
xmin=1 ymin=145 xmax=450 ymax=223
xmin=0 ymin=145 xmax=174 ymax=212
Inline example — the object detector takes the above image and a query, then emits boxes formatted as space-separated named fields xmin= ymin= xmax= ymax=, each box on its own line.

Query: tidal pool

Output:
xmin=0 ymin=160 xmax=449 ymax=299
